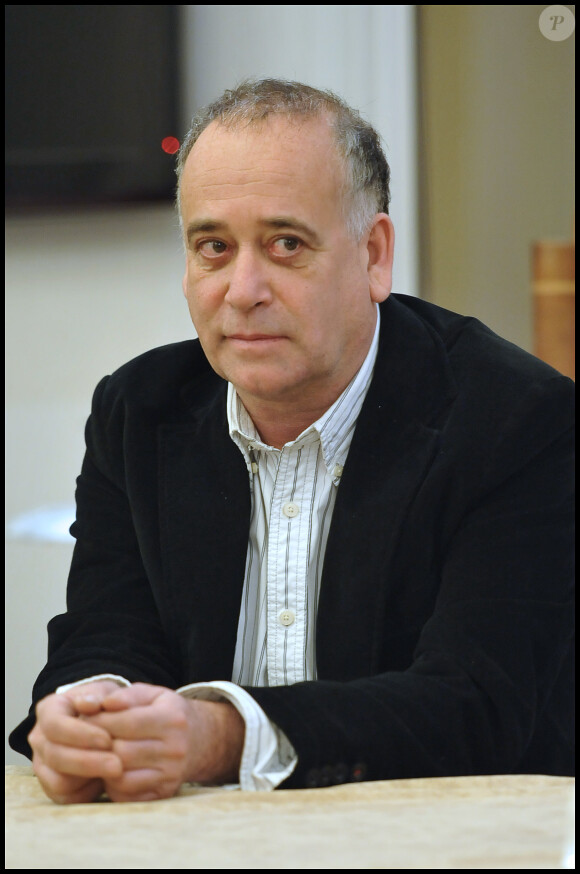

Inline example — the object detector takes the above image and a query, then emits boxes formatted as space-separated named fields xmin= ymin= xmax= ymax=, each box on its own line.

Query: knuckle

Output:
xmin=35 ymin=694 xmax=51 ymax=714
xmin=50 ymin=772 xmax=72 ymax=795
xmin=28 ymin=725 xmax=40 ymax=747
xmin=111 ymin=739 xmax=133 ymax=766
xmin=36 ymin=692 xmax=60 ymax=716
xmin=170 ymin=710 xmax=188 ymax=732
xmin=40 ymin=772 xmax=72 ymax=803
xmin=171 ymin=735 xmax=188 ymax=758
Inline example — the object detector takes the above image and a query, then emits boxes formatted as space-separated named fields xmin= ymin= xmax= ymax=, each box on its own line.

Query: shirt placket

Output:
xmin=266 ymin=442 xmax=313 ymax=686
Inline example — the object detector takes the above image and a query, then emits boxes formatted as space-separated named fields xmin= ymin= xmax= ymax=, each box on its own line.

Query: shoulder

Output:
xmin=90 ymin=339 xmax=225 ymax=424
xmin=387 ymin=293 xmax=574 ymax=399
xmin=382 ymin=295 xmax=574 ymax=461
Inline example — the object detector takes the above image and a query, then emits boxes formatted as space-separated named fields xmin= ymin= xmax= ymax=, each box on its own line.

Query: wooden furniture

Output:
xmin=532 ymin=238 xmax=575 ymax=380
xmin=5 ymin=765 xmax=574 ymax=869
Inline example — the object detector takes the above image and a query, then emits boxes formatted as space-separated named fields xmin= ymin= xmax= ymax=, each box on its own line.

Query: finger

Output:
xmin=84 ymin=707 xmax=160 ymax=740
xmin=65 ymin=679 xmax=128 ymax=714
xmin=34 ymin=693 xmax=113 ymax=751
xmin=112 ymin=738 xmax=170 ymax=770
xmin=70 ymin=694 xmax=107 ymax=716
xmin=34 ymin=709 xmax=113 ymax=751
xmin=33 ymin=759 xmax=105 ymax=805
xmin=105 ymin=768 xmax=179 ymax=803
xmin=100 ymin=683 xmax=167 ymax=712
xmin=37 ymin=741 xmax=123 ymax=780
xmin=86 ymin=697 xmax=188 ymax=741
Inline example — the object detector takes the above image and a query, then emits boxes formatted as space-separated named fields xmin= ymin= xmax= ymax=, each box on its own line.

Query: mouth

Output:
xmin=225 ymin=334 xmax=287 ymax=354
xmin=227 ymin=333 xmax=285 ymax=341
xmin=226 ymin=333 xmax=286 ymax=344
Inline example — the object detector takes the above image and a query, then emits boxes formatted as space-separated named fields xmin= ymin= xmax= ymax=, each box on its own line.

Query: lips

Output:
xmin=225 ymin=334 xmax=287 ymax=355
xmin=227 ymin=334 xmax=284 ymax=341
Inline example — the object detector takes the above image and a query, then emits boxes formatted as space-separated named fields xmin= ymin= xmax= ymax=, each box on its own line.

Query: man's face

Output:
xmin=180 ymin=115 xmax=391 ymax=415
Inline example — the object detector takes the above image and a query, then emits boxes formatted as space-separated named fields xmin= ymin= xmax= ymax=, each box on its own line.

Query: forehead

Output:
xmin=179 ymin=115 xmax=344 ymax=219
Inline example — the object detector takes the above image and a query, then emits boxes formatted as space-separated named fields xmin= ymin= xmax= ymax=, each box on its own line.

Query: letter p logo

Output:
xmin=539 ymin=5 xmax=575 ymax=41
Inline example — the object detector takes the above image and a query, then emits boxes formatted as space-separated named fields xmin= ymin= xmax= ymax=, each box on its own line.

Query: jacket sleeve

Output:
xmin=8 ymin=374 xmax=182 ymax=758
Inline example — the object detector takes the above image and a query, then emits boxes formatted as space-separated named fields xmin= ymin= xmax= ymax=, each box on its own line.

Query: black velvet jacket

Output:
xmin=10 ymin=294 xmax=575 ymax=786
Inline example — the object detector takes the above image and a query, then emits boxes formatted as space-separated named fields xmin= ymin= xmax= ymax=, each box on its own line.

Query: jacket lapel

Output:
xmin=158 ymin=383 xmax=251 ymax=681
xmin=316 ymin=297 xmax=458 ymax=681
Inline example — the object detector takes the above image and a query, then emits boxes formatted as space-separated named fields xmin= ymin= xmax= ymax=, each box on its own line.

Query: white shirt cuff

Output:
xmin=56 ymin=674 xmax=131 ymax=694
xmin=177 ymin=680 xmax=298 ymax=791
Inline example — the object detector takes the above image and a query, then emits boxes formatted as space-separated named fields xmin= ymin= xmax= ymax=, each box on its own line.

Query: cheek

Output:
xmin=184 ymin=276 xmax=220 ymax=319
xmin=183 ymin=287 xmax=214 ymax=341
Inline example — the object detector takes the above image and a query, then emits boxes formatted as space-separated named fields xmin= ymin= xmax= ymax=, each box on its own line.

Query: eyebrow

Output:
xmin=186 ymin=216 xmax=322 ymax=247
xmin=262 ymin=217 xmax=322 ymax=246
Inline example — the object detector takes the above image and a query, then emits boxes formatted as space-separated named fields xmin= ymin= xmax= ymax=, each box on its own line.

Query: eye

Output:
xmin=271 ymin=236 xmax=302 ymax=256
xmin=197 ymin=239 xmax=228 ymax=257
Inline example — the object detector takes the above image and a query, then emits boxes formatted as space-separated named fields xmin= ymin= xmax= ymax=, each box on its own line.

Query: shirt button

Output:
xmin=282 ymin=502 xmax=300 ymax=518
xmin=279 ymin=609 xmax=295 ymax=627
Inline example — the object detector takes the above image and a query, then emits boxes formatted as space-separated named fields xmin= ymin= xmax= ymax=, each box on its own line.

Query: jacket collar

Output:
xmin=315 ymin=295 xmax=458 ymax=680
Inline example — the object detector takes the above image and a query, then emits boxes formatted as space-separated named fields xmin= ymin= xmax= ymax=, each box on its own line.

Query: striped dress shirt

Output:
xmin=228 ymin=307 xmax=381 ymax=689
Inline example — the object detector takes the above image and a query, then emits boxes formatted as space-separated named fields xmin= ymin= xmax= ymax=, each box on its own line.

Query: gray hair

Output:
xmin=176 ymin=78 xmax=391 ymax=240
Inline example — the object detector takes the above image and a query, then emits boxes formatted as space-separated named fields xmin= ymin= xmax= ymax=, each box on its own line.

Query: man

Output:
xmin=9 ymin=79 xmax=574 ymax=804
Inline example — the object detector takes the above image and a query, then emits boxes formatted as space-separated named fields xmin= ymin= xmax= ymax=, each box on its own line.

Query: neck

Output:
xmin=241 ymin=396 xmax=333 ymax=449
xmin=236 ymin=359 xmax=368 ymax=448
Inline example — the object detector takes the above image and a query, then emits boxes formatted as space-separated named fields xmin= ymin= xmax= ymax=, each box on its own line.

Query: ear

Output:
xmin=366 ymin=214 xmax=394 ymax=303
xmin=182 ymin=268 xmax=188 ymax=299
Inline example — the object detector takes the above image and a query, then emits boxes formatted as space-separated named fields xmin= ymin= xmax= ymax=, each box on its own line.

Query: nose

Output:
xmin=224 ymin=246 xmax=272 ymax=311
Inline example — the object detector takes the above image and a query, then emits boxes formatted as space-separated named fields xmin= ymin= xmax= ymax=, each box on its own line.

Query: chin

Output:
xmin=236 ymin=379 xmax=293 ymax=401
xmin=231 ymin=370 xmax=307 ymax=402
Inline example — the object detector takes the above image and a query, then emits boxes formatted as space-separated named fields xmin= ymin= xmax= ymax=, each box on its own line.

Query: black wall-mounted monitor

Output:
xmin=5 ymin=5 xmax=181 ymax=211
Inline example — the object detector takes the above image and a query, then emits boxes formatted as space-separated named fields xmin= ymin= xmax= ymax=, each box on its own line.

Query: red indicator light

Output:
xmin=161 ymin=136 xmax=180 ymax=154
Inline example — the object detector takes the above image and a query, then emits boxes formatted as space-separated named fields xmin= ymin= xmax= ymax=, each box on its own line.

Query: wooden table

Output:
xmin=5 ymin=766 xmax=574 ymax=869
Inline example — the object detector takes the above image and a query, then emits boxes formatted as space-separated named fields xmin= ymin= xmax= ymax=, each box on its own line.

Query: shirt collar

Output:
xmin=228 ymin=305 xmax=381 ymax=475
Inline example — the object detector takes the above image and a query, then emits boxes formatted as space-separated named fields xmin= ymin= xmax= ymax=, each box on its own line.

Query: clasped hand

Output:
xmin=28 ymin=681 xmax=245 ymax=804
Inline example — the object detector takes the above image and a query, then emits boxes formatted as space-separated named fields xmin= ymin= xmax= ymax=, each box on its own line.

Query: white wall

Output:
xmin=5 ymin=5 xmax=419 ymax=762
xmin=5 ymin=206 xmax=193 ymax=762
xmin=181 ymin=5 xmax=418 ymax=298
